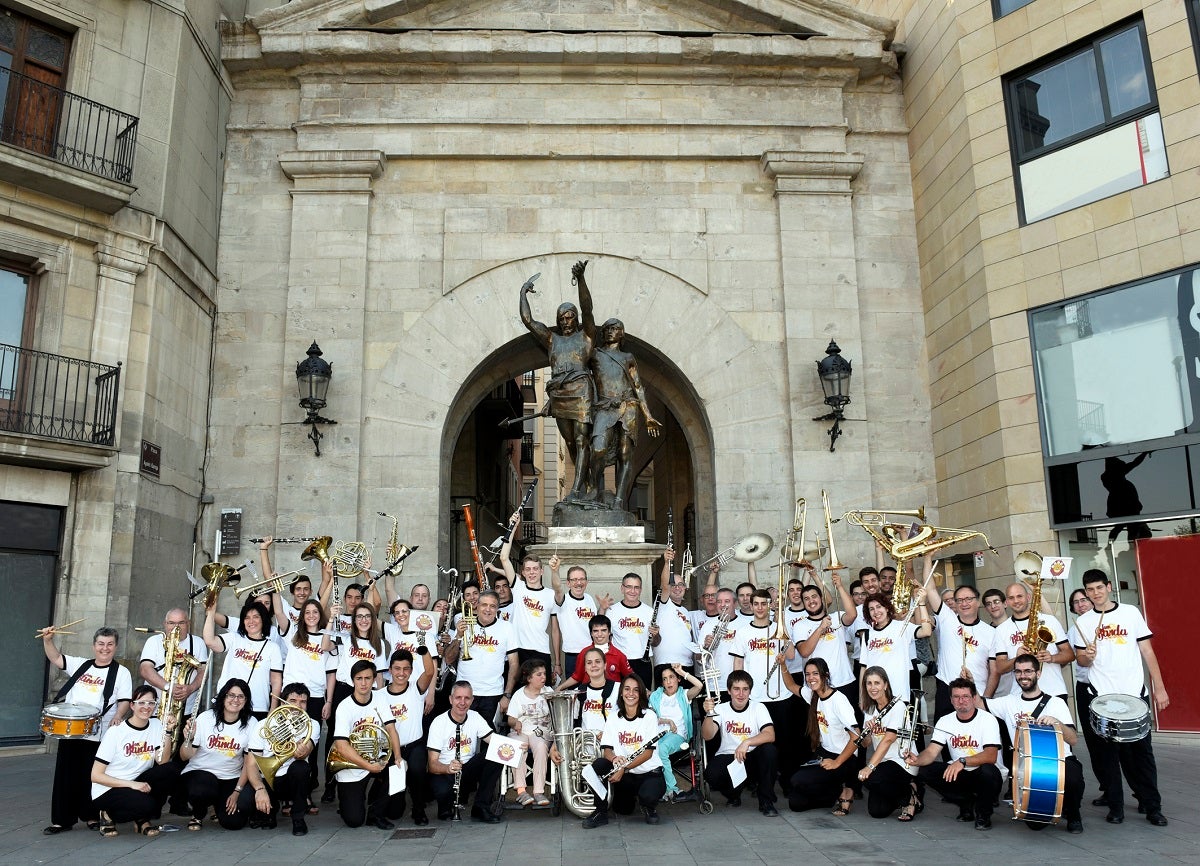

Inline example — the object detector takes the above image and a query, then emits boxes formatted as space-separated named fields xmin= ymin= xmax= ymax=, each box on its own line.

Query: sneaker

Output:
xmin=516 ymin=792 xmax=534 ymax=808
xmin=582 ymin=811 xmax=609 ymax=829
xmin=674 ymin=789 xmax=698 ymax=803
xmin=643 ymin=806 xmax=660 ymax=825
xmin=412 ymin=810 xmax=429 ymax=826
xmin=534 ymin=794 xmax=551 ymax=807
xmin=974 ymin=816 xmax=992 ymax=831
xmin=1066 ymin=820 xmax=1083 ymax=834
xmin=761 ymin=804 xmax=779 ymax=817
xmin=292 ymin=818 xmax=308 ymax=837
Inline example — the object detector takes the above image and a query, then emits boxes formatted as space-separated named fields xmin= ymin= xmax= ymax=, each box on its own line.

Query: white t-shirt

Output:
xmin=554 ymin=592 xmax=599 ymax=655
xmin=282 ymin=636 xmax=337 ymax=698
xmin=864 ymin=699 xmax=916 ymax=774
xmin=655 ymin=689 xmax=687 ymax=733
xmin=698 ymin=614 xmax=752 ymax=691
xmin=808 ymin=688 xmax=858 ymax=754
xmin=334 ymin=636 xmax=388 ymax=686
xmin=860 ymin=620 xmax=918 ymax=701
xmin=931 ymin=708 xmax=1004 ymax=776
xmin=508 ymin=687 xmax=552 ymax=735
xmin=986 ymin=692 xmax=1075 ymax=758
xmin=247 ymin=714 xmax=318 ymax=778
xmin=57 ymin=655 xmax=133 ymax=742
xmin=332 ymin=690 xmax=395 ymax=783
xmin=140 ymin=632 xmax=209 ymax=717
xmin=427 ymin=709 xmax=492 ymax=765
xmin=611 ymin=601 xmax=654 ymax=661
xmin=1073 ymin=603 xmax=1152 ymax=696
xmin=215 ymin=634 xmax=282 ymax=714
xmin=1066 ymin=624 xmax=1089 ymax=685
xmin=653 ymin=598 xmax=695 ymax=667
xmin=456 ymin=618 xmax=517 ymax=696
xmin=992 ymin=613 xmax=1069 ymax=697
xmin=710 ymin=699 xmax=774 ymax=757
xmin=92 ymin=718 xmax=165 ymax=798
xmin=731 ymin=621 xmax=788 ymax=704
xmin=377 ymin=682 xmax=426 ymax=746
xmin=497 ymin=603 xmax=513 ymax=624
xmin=690 ymin=610 xmax=717 ymax=641
xmin=790 ymin=613 xmax=855 ymax=688
xmin=579 ymin=682 xmax=618 ymax=732
xmin=933 ymin=607 xmax=995 ymax=688
xmin=600 ymin=709 xmax=663 ymax=773
xmin=383 ymin=623 xmax=440 ymax=660
xmin=183 ymin=711 xmax=251 ymax=779
xmin=510 ymin=580 xmax=555 ymax=653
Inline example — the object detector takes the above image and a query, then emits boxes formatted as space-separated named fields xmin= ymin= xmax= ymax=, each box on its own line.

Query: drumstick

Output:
xmin=35 ymin=618 xmax=85 ymax=638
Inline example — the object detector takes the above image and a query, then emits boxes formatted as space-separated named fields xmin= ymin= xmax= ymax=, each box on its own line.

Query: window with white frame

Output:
xmin=1004 ymin=19 xmax=1167 ymax=223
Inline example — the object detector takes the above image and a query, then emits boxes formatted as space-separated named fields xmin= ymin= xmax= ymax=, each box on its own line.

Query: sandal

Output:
xmin=897 ymin=802 xmax=916 ymax=822
xmin=86 ymin=820 xmax=101 ymax=831
xmin=135 ymin=821 xmax=160 ymax=837
xmin=307 ymin=805 xmax=320 ymax=815
xmin=99 ymin=814 xmax=119 ymax=838
xmin=832 ymin=797 xmax=853 ymax=817
xmin=534 ymin=793 xmax=551 ymax=807
xmin=187 ymin=817 xmax=203 ymax=831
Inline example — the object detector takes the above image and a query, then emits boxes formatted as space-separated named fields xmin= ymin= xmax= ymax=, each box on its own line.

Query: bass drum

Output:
xmin=40 ymin=702 xmax=101 ymax=739
xmin=1089 ymin=693 xmax=1151 ymax=743
xmin=1012 ymin=722 xmax=1065 ymax=824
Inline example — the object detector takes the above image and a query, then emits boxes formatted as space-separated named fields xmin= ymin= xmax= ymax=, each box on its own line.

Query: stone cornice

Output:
xmin=279 ymin=150 xmax=387 ymax=193
xmin=760 ymin=149 xmax=863 ymax=194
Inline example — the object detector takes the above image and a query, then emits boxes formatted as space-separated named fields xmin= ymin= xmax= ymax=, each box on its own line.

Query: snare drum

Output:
xmin=1089 ymin=693 xmax=1151 ymax=743
xmin=1012 ymin=721 xmax=1065 ymax=824
xmin=40 ymin=702 xmax=101 ymax=739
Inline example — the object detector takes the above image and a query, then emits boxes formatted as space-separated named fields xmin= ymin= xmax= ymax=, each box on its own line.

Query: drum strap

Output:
xmin=54 ymin=660 xmax=117 ymax=714
xmin=1028 ymin=694 xmax=1052 ymax=721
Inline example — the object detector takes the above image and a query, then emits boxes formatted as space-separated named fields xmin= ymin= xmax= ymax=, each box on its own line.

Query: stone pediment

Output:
xmin=249 ymin=0 xmax=894 ymax=44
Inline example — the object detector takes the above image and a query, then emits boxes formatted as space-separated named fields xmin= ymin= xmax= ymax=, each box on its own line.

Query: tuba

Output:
xmin=158 ymin=626 xmax=200 ymax=732
xmin=326 ymin=723 xmax=392 ymax=775
xmin=1015 ymin=551 xmax=1055 ymax=654
xmin=548 ymin=691 xmax=600 ymax=818
xmin=255 ymin=703 xmax=315 ymax=786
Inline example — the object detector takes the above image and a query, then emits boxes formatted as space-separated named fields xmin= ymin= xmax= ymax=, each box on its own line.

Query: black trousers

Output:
xmin=471 ymin=694 xmax=503 ymax=729
xmin=240 ymin=758 xmax=313 ymax=820
xmin=517 ymin=648 xmax=551 ymax=667
xmin=182 ymin=770 xmax=248 ymax=829
xmin=337 ymin=768 xmax=389 ymax=827
xmin=1075 ymin=683 xmax=1106 ymax=792
xmin=589 ymin=758 xmax=666 ymax=815
xmin=763 ymin=698 xmax=796 ymax=792
xmin=303 ymin=696 xmax=326 ymax=790
xmin=386 ymin=739 xmax=429 ymax=820
xmin=916 ymin=762 xmax=1003 ymax=818
xmin=92 ymin=763 xmax=180 ymax=824
xmin=50 ymin=737 xmax=100 ymax=828
xmin=705 ymin=743 xmax=779 ymax=808
xmin=324 ymin=682 xmax=354 ymax=789
xmin=629 ymin=658 xmax=652 ymax=689
xmin=864 ymin=761 xmax=918 ymax=818
xmin=430 ymin=751 xmax=502 ymax=816
xmin=1091 ymin=729 xmax=1160 ymax=815
xmin=788 ymin=749 xmax=858 ymax=812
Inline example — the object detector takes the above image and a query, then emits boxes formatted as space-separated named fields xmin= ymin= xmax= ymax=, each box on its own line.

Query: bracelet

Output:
xmin=234 ymin=785 xmax=244 ymax=792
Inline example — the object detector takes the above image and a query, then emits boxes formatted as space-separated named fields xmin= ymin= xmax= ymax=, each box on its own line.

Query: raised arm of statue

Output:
xmin=520 ymin=276 xmax=551 ymax=347
xmin=572 ymin=260 xmax=596 ymax=341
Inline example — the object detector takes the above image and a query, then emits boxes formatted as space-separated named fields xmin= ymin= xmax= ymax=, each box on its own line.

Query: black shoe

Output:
xmin=582 ymin=810 xmax=609 ymax=829
xmin=761 ymin=804 xmax=779 ymax=817
xmin=264 ymin=815 xmax=277 ymax=830
xmin=727 ymin=796 xmax=741 ymax=807
xmin=674 ymin=789 xmax=698 ymax=803
xmin=320 ymin=787 xmax=336 ymax=804
xmin=1147 ymin=812 xmax=1168 ymax=826
xmin=412 ymin=810 xmax=429 ymax=826
xmin=372 ymin=816 xmax=395 ymax=830
xmin=1092 ymin=796 xmax=1109 ymax=807
xmin=292 ymin=818 xmax=308 ymax=836
xmin=1067 ymin=820 xmax=1083 ymax=834
xmin=471 ymin=807 xmax=501 ymax=824
xmin=974 ymin=816 xmax=992 ymax=831
xmin=42 ymin=825 xmax=68 ymax=836
xmin=1106 ymin=812 xmax=1124 ymax=824
xmin=643 ymin=806 xmax=660 ymax=825
xmin=956 ymin=808 xmax=976 ymax=823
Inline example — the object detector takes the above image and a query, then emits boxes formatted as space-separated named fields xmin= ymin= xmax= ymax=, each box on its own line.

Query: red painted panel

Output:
xmin=1135 ymin=534 xmax=1200 ymax=733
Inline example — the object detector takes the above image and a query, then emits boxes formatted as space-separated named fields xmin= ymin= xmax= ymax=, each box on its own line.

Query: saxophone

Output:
xmin=548 ymin=691 xmax=600 ymax=818
xmin=1022 ymin=577 xmax=1055 ymax=654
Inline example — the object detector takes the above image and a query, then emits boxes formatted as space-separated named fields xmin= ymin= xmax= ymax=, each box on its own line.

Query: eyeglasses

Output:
xmin=225 ymin=693 xmax=248 ymax=702
xmin=355 ymin=614 xmax=374 ymax=620
xmin=165 ymin=621 xmax=188 ymax=627
xmin=131 ymin=700 xmax=157 ymax=707
xmin=622 ymin=583 xmax=639 ymax=589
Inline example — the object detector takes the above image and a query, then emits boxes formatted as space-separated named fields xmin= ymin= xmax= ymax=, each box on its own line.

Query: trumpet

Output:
xmin=234 ymin=568 xmax=305 ymax=600
xmin=249 ymin=537 xmax=318 ymax=544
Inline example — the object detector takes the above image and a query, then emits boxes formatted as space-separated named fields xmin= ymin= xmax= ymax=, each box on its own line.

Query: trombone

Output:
xmin=765 ymin=500 xmax=803 ymax=700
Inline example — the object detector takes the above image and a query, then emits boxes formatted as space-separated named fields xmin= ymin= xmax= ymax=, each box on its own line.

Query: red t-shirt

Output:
xmin=572 ymin=643 xmax=634 ymax=683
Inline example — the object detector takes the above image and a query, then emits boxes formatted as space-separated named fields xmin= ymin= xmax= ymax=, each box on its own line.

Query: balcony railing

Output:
xmin=0 ymin=343 xmax=121 ymax=446
xmin=520 ymin=521 xmax=548 ymax=546
xmin=0 ymin=66 xmax=138 ymax=184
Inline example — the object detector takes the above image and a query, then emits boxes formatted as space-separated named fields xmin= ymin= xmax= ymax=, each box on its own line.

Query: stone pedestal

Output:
xmin=530 ymin=526 xmax=666 ymax=603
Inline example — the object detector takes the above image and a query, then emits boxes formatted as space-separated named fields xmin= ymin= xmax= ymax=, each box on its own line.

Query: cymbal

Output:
xmin=733 ymin=533 xmax=774 ymax=562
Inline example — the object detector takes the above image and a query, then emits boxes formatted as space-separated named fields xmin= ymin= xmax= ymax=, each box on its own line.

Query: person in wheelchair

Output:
xmin=649 ymin=663 xmax=703 ymax=802
xmin=506 ymin=659 xmax=554 ymax=807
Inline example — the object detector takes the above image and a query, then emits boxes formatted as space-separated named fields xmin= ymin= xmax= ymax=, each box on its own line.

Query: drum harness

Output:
xmin=54 ymin=659 xmax=118 ymax=720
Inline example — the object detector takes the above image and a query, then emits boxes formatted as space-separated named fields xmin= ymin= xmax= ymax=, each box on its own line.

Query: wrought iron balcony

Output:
xmin=520 ymin=520 xmax=548 ymax=546
xmin=0 ymin=66 xmax=137 ymax=184
xmin=0 ymin=343 xmax=121 ymax=447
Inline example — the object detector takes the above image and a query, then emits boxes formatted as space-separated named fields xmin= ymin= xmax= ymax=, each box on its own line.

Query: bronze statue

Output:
xmin=589 ymin=317 xmax=661 ymax=511
xmin=520 ymin=260 xmax=596 ymax=501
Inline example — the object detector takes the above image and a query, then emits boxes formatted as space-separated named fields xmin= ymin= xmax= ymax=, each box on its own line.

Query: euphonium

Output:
xmin=547 ymin=691 xmax=600 ymax=818
xmin=255 ymin=703 xmax=314 ymax=786
xmin=326 ymin=723 xmax=391 ymax=774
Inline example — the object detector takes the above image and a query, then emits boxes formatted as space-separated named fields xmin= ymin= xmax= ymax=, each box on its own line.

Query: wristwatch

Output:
xmin=958 ymin=756 xmax=968 ymax=766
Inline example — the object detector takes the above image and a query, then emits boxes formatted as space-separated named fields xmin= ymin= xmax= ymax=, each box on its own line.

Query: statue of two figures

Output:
xmin=519 ymin=260 xmax=661 ymax=525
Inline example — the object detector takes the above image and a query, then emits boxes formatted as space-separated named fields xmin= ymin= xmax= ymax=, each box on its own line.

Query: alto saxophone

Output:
xmin=1022 ymin=577 xmax=1055 ymax=655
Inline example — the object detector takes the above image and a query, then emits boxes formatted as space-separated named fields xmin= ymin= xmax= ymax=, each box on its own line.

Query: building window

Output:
xmin=994 ymin=0 xmax=1036 ymax=19
xmin=0 ymin=7 xmax=71 ymax=158
xmin=1029 ymin=264 xmax=1200 ymax=530
xmin=1005 ymin=19 xmax=1167 ymax=223
xmin=0 ymin=264 xmax=32 ymax=402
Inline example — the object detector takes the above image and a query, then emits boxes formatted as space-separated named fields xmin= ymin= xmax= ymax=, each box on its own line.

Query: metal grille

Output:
xmin=0 ymin=342 xmax=121 ymax=446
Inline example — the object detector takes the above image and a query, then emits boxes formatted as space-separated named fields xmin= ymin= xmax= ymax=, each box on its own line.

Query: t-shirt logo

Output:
xmin=389 ymin=704 xmax=409 ymax=722
xmin=618 ymin=730 xmax=642 ymax=748
xmin=207 ymin=733 xmax=241 ymax=755
xmin=523 ymin=597 xmax=545 ymax=617
xmin=867 ymin=636 xmax=894 ymax=652
xmin=957 ymin=628 xmax=980 ymax=650
xmin=618 ymin=616 xmax=646 ymax=634
xmin=124 ymin=740 xmax=156 ymax=758
xmin=1096 ymin=623 xmax=1128 ymax=645
xmin=472 ymin=634 xmax=499 ymax=652
xmin=575 ymin=607 xmax=596 ymax=620
xmin=816 ymin=710 xmax=829 ymax=733
xmin=725 ymin=720 xmax=751 ymax=740
xmin=748 ymin=637 xmax=770 ymax=652
xmin=950 ymin=733 xmax=980 ymax=753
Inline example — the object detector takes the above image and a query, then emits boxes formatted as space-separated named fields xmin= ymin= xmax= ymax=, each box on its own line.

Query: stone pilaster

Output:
xmin=276 ymin=150 xmax=385 ymax=538
xmin=761 ymin=150 xmax=875 ymax=513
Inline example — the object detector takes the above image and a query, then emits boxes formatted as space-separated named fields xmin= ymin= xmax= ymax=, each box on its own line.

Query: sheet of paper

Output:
xmin=485 ymin=733 xmax=527 ymax=768
xmin=727 ymin=758 xmax=748 ymax=787
xmin=388 ymin=760 xmax=407 ymax=794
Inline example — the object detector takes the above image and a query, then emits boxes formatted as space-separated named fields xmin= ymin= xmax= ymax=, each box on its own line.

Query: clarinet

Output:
xmin=644 ymin=593 xmax=661 ymax=662
xmin=451 ymin=722 xmax=463 ymax=821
